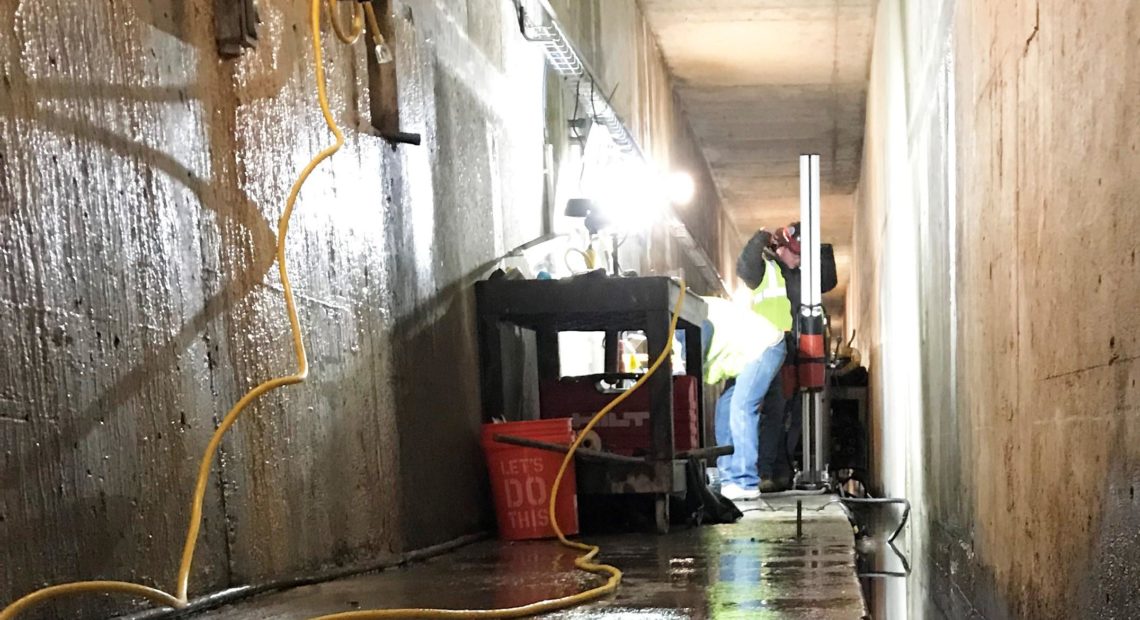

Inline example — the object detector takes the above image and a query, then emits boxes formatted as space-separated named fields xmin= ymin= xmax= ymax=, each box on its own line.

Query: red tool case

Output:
xmin=539 ymin=374 xmax=700 ymax=456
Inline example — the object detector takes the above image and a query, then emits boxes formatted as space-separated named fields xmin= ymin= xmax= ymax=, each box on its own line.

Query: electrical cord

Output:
xmin=325 ymin=0 xmax=364 ymax=44
xmin=570 ymin=79 xmax=583 ymax=140
xmin=589 ymin=79 xmax=599 ymax=126
xmin=1 ymin=1 xmax=688 ymax=617
xmin=358 ymin=1 xmax=392 ymax=64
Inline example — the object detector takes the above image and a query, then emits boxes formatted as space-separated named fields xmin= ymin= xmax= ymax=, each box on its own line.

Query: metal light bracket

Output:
xmin=798 ymin=154 xmax=829 ymax=489
xmin=365 ymin=0 xmax=421 ymax=146
xmin=216 ymin=0 xmax=259 ymax=58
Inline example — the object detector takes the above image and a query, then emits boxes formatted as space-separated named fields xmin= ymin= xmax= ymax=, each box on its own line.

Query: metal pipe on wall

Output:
xmin=809 ymin=155 xmax=827 ymax=485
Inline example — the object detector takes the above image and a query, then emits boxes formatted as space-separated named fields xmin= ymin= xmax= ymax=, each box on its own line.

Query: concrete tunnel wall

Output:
xmin=850 ymin=0 xmax=1140 ymax=618
xmin=0 ymin=0 xmax=732 ymax=617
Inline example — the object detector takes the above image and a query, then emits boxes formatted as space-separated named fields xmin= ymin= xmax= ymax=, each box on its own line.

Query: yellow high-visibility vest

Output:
xmin=702 ymin=297 xmax=783 ymax=384
xmin=750 ymin=258 xmax=792 ymax=332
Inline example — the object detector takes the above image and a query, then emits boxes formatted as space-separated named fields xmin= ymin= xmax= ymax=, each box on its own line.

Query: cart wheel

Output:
xmin=654 ymin=494 xmax=670 ymax=534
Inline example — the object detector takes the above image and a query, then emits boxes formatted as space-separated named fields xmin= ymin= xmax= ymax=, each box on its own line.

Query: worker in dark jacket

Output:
xmin=769 ymin=223 xmax=838 ymax=318
xmin=737 ymin=224 xmax=837 ymax=492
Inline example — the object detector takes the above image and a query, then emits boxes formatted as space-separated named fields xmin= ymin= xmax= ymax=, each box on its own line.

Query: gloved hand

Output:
xmin=756 ymin=229 xmax=778 ymax=261
xmin=753 ymin=228 xmax=773 ymax=248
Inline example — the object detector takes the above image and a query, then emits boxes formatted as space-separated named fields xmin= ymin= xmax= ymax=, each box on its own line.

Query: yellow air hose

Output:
xmin=0 ymin=0 xmax=687 ymax=617
xmin=325 ymin=0 xmax=364 ymax=44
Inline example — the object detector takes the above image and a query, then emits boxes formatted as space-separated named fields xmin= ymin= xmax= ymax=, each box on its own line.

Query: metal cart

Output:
xmin=475 ymin=275 xmax=715 ymax=533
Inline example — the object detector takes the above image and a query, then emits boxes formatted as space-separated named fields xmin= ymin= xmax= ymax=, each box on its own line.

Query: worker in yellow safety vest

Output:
xmin=736 ymin=225 xmax=838 ymax=492
xmin=700 ymin=270 xmax=787 ymax=501
xmin=747 ymin=256 xmax=792 ymax=332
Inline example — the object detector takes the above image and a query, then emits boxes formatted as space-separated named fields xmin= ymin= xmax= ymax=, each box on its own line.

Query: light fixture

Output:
xmin=515 ymin=0 xmax=729 ymax=294
xmin=564 ymin=198 xmax=608 ymax=234
xmin=666 ymin=171 xmax=695 ymax=206
xmin=591 ymin=158 xmax=667 ymax=234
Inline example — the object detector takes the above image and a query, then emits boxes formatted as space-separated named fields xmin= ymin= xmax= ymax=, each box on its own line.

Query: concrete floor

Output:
xmin=193 ymin=495 xmax=865 ymax=619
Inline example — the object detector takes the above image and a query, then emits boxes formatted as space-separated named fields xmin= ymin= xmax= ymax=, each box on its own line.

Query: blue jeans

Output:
xmin=714 ymin=340 xmax=786 ymax=488
xmin=760 ymin=373 xmax=792 ymax=480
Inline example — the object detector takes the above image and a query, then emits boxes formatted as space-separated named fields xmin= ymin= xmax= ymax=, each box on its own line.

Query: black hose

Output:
xmin=838 ymin=496 xmax=911 ymax=543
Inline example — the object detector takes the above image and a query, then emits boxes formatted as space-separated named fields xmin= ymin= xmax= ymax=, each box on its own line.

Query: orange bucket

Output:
xmin=481 ymin=418 xmax=579 ymax=541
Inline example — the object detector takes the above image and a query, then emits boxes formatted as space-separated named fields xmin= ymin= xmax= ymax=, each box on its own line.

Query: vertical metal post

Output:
xmin=811 ymin=390 xmax=827 ymax=484
xmin=645 ymin=310 xmax=675 ymax=467
xmin=603 ymin=329 xmax=620 ymax=374
xmin=809 ymin=155 xmax=828 ymax=486
xmin=798 ymin=154 xmax=828 ymax=488
xmin=798 ymin=152 xmax=816 ymax=487
xmin=799 ymin=156 xmax=814 ymax=303
xmin=478 ymin=313 xmax=505 ymax=421
xmin=809 ymin=155 xmax=822 ymax=309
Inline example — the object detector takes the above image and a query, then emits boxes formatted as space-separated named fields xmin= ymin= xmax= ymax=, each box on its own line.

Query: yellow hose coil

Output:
xmin=0 ymin=1 xmax=687 ymax=617
xmin=325 ymin=0 xmax=364 ymax=44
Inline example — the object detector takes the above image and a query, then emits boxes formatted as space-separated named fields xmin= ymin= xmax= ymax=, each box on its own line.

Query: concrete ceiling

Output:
xmin=640 ymin=0 xmax=876 ymax=323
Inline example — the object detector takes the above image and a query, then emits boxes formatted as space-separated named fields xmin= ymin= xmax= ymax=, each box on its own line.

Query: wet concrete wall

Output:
xmin=849 ymin=0 xmax=1140 ymax=617
xmin=0 ymin=0 xmax=729 ymax=617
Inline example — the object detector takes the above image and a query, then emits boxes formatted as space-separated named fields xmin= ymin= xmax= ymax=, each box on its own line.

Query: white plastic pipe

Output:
xmin=809 ymin=155 xmax=822 ymax=307
xmin=798 ymin=155 xmax=813 ymax=311
xmin=798 ymin=154 xmax=827 ymax=488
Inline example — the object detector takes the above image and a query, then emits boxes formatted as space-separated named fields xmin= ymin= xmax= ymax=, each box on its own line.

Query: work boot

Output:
xmin=759 ymin=476 xmax=792 ymax=493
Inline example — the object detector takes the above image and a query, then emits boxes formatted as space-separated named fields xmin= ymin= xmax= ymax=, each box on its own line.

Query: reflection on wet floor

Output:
xmin=857 ymin=539 xmax=912 ymax=620
xmin=847 ymin=499 xmax=916 ymax=620
xmin=195 ymin=495 xmax=866 ymax=619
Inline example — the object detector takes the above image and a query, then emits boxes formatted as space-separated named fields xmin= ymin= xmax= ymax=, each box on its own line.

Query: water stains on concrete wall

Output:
xmin=850 ymin=0 xmax=1140 ymax=617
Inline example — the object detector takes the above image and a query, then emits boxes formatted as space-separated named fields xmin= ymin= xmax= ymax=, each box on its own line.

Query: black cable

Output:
xmin=837 ymin=496 xmax=911 ymax=543
xmin=570 ymin=79 xmax=583 ymax=140
xmin=513 ymin=1 xmax=554 ymax=42
xmin=589 ymin=78 xmax=600 ymax=125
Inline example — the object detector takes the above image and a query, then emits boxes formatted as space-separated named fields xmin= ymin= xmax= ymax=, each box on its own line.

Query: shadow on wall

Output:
xmin=0 ymin=0 xmax=291 ymax=449
xmin=1077 ymin=463 xmax=1140 ymax=617
xmin=388 ymin=275 xmax=497 ymax=550
xmin=382 ymin=54 xmax=502 ymax=543
xmin=2 ymin=0 xmax=547 ymax=615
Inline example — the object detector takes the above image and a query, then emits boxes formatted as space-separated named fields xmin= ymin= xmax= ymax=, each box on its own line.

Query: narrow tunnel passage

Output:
xmin=0 ymin=1 xmax=1136 ymax=619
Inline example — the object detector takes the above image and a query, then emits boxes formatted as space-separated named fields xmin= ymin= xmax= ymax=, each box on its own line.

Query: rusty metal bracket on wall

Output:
xmin=365 ymin=0 xmax=421 ymax=146
xmin=216 ymin=0 xmax=259 ymax=58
